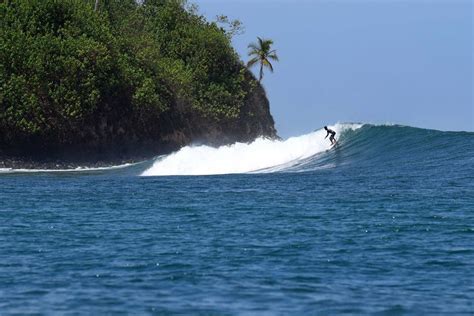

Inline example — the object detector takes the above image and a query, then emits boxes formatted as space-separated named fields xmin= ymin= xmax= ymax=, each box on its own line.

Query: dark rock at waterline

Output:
xmin=0 ymin=79 xmax=277 ymax=170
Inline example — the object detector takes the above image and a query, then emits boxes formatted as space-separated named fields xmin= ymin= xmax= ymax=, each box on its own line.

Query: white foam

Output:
xmin=141 ymin=123 xmax=362 ymax=176
xmin=0 ymin=162 xmax=137 ymax=174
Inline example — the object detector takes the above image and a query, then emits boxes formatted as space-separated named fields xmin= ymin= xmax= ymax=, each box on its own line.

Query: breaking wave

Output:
xmin=142 ymin=123 xmax=361 ymax=176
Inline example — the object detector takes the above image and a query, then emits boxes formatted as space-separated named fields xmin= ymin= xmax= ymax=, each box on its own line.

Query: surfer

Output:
xmin=324 ymin=126 xmax=337 ymax=145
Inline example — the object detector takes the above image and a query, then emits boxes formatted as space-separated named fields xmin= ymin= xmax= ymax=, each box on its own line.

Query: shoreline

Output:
xmin=0 ymin=155 xmax=153 ymax=171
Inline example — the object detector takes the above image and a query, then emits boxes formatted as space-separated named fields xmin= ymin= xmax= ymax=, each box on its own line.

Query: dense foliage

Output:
xmin=0 ymin=0 xmax=249 ymax=147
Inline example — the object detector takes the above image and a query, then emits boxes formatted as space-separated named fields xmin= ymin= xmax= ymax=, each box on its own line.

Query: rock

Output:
xmin=0 ymin=72 xmax=277 ymax=170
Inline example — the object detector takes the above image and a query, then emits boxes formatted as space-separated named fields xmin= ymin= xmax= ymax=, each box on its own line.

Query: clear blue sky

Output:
xmin=196 ymin=0 xmax=473 ymax=137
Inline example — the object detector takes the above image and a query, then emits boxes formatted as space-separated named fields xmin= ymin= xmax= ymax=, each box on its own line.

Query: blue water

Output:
xmin=1 ymin=125 xmax=473 ymax=314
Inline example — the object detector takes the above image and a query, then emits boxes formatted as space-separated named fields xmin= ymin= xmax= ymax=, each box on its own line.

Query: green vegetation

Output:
xmin=0 ymin=0 xmax=252 ymax=147
xmin=247 ymin=37 xmax=279 ymax=82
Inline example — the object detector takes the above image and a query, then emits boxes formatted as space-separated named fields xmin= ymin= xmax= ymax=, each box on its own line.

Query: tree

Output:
xmin=215 ymin=15 xmax=244 ymax=39
xmin=247 ymin=37 xmax=278 ymax=82
xmin=0 ymin=0 xmax=251 ymax=146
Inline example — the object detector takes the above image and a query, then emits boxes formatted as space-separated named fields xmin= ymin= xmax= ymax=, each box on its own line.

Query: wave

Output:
xmin=2 ymin=123 xmax=471 ymax=177
xmin=141 ymin=123 xmax=362 ymax=176
xmin=142 ymin=123 xmax=473 ymax=176
xmin=0 ymin=161 xmax=140 ymax=174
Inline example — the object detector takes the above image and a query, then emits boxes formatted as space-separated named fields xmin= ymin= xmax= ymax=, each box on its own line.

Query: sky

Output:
xmin=195 ymin=0 xmax=473 ymax=138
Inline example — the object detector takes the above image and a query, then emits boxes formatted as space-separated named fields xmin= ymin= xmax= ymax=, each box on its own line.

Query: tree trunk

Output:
xmin=94 ymin=0 xmax=99 ymax=11
xmin=259 ymin=62 xmax=263 ymax=82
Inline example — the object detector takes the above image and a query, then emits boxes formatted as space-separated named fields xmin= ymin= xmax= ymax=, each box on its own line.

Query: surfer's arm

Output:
xmin=325 ymin=132 xmax=329 ymax=139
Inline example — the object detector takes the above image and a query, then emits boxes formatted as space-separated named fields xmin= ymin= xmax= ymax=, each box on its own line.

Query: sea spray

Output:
xmin=141 ymin=123 xmax=361 ymax=176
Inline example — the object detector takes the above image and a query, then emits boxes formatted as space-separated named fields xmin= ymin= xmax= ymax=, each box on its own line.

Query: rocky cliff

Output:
xmin=0 ymin=1 xmax=277 ymax=169
xmin=0 ymin=70 xmax=277 ymax=169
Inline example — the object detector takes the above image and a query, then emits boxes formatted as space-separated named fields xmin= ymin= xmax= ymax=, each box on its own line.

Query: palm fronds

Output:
xmin=246 ymin=37 xmax=279 ymax=82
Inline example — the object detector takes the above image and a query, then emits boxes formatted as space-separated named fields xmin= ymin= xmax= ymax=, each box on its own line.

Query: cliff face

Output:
xmin=163 ymin=73 xmax=277 ymax=148
xmin=0 ymin=71 xmax=277 ymax=169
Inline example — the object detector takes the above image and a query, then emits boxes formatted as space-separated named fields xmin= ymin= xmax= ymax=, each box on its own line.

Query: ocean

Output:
xmin=1 ymin=124 xmax=473 ymax=314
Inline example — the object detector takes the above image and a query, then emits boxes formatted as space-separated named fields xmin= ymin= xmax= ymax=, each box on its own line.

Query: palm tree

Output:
xmin=247 ymin=37 xmax=279 ymax=82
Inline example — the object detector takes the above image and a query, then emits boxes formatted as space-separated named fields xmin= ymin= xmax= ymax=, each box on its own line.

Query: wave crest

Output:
xmin=141 ymin=123 xmax=361 ymax=176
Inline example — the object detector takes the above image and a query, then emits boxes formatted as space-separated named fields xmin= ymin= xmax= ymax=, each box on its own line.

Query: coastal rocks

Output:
xmin=0 ymin=74 xmax=277 ymax=169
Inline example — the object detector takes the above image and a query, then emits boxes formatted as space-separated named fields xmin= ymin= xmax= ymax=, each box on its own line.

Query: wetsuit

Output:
xmin=325 ymin=128 xmax=336 ymax=144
